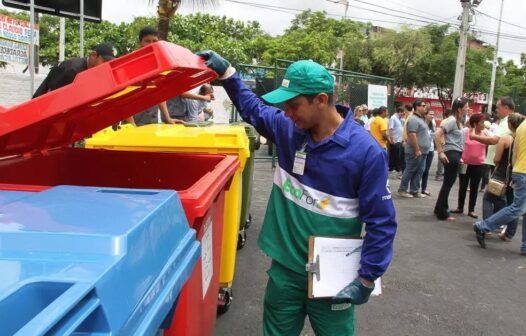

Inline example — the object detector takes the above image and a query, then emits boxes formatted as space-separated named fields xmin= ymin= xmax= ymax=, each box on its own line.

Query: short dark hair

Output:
xmin=413 ymin=100 xmax=424 ymax=110
xmin=199 ymin=83 xmax=213 ymax=95
xmin=372 ymin=108 xmax=381 ymax=116
xmin=378 ymin=106 xmax=387 ymax=114
xmin=498 ymin=96 xmax=515 ymax=111
xmin=396 ymin=107 xmax=404 ymax=113
xmin=139 ymin=26 xmax=159 ymax=42
xmin=404 ymin=104 xmax=413 ymax=112
xmin=508 ymin=112 xmax=525 ymax=131
xmin=302 ymin=93 xmax=334 ymax=105
xmin=469 ymin=113 xmax=486 ymax=128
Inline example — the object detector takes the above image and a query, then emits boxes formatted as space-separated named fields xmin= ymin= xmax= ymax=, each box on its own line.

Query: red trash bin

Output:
xmin=0 ymin=41 xmax=232 ymax=335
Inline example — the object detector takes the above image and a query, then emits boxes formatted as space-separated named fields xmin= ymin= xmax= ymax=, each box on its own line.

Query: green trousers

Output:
xmin=263 ymin=260 xmax=355 ymax=336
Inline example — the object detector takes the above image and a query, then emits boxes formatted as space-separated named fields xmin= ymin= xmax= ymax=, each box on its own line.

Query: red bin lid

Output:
xmin=0 ymin=41 xmax=217 ymax=157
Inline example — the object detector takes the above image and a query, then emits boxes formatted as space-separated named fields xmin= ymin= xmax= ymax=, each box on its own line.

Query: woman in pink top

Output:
xmin=451 ymin=113 xmax=488 ymax=218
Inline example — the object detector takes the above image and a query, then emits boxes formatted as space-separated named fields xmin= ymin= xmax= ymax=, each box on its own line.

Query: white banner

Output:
xmin=0 ymin=14 xmax=39 ymax=45
xmin=367 ymin=84 xmax=388 ymax=110
xmin=0 ymin=38 xmax=29 ymax=65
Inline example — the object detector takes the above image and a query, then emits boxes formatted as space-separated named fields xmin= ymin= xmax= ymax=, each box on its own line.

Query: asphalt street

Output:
xmin=214 ymin=148 xmax=525 ymax=336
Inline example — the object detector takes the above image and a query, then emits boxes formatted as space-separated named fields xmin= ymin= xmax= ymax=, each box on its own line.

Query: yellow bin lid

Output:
xmin=86 ymin=124 xmax=251 ymax=169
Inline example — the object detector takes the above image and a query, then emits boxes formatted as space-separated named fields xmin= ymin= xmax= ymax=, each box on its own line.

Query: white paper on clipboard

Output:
xmin=310 ymin=237 xmax=382 ymax=298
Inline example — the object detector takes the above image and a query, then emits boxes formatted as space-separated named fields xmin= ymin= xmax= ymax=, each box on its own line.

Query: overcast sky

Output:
xmin=2 ymin=0 xmax=525 ymax=63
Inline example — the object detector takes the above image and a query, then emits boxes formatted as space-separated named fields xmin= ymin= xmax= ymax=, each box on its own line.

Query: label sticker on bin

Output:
xmin=201 ymin=217 xmax=213 ymax=299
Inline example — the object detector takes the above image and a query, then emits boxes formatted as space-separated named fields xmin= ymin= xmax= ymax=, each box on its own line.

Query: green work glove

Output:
xmin=331 ymin=277 xmax=374 ymax=311
xmin=196 ymin=50 xmax=231 ymax=77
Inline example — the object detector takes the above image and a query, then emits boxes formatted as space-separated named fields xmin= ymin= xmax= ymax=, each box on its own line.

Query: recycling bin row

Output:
xmin=0 ymin=42 xmax=250 ymax=335
xmin=86 ymin=121 xmax=258 ymax=315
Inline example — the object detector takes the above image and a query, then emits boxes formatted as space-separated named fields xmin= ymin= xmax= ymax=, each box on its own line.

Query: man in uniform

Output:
xmin=198 ymin=51 xmax=397 ymax=335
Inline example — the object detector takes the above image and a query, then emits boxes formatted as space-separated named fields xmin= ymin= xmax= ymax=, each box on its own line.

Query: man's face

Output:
xmin=283 ymin=94 xmax=324 ymax=129
xmin=140 ymin=34 xmax=159 ymax=48
xmin=87 ymin=52 xmax=106 ymax=68
xmin=496 ymin=100 xmax=509 ymax=118
xmin=381 ymin=110 xmax=388 ymax=118
xmin=416 ymin=103 xmax=426 ymax=115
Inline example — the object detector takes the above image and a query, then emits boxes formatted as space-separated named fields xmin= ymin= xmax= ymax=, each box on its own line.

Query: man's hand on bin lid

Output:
xmin=331 ymin=277 xmax=374 ymax=311
xmin=196 ymin=50 xmax=235 ymax=80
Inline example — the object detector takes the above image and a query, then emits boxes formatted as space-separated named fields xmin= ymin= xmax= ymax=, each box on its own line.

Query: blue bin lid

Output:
xmin=0 ymin=186 xmax=200 ymax=335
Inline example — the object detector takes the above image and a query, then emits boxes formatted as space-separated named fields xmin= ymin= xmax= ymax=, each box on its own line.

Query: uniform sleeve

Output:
xmin=221 ymin=72 xmax=287 ymax=143
xmin=357 ymin=146 xmax=397 ymax=281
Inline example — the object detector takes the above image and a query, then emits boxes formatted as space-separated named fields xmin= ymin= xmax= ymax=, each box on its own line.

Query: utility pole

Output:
xmin=79 ymin=0 xmax=85 ymax=57
xmin=328 ymin=0 xmax=349 ymax=84
xmin=453 ymin=0 xmax=483 ymax=99
xmin=487 ymin=0 xmax=504 ymax=111
xmin=29 ymin=0 xmax=35 ymax=96
xmin=59 ymin=17 xmax=66 ymax=62
xmin=452 ymin=1 xmax=472 ymax=99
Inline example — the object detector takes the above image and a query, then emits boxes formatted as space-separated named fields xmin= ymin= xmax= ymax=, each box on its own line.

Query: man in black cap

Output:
xmin=33 ymin=42 xmax=115 ymax=98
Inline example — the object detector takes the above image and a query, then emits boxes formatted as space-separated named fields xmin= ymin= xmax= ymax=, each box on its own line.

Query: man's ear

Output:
xmin=316 ymin=93 xmax=329 ymax=105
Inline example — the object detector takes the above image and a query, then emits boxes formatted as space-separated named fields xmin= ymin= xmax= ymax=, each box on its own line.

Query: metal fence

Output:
xmin=233 ymin=59 xmax=395 ymax=166
xmin=510 ymin=87 xmax=526 ymax=114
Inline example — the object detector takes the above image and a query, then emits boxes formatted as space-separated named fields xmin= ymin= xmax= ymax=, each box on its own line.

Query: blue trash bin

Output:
xmin=0 ymin=185 xmax=200 ymax=336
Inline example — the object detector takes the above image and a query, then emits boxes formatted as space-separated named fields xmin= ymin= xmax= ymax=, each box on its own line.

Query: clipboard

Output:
xmin=306 ymin=236 xmax=382 ymax=299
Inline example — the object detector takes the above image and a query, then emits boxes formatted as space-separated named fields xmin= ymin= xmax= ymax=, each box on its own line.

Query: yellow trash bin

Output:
xmin=86 ymin=123 xmax=249 ymax=314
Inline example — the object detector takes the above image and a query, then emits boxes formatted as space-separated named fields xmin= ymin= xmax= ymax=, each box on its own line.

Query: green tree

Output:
xmin=370 ymin=26 xmax=432 ymax=87
xmin=261 ymin=11 xmax=367 ymax=67
xmin=166 ymin=13 xmax=271 ymax=66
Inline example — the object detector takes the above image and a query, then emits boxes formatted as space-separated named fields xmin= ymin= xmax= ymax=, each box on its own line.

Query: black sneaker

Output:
xmin=473 ymin=223 xmax=486 ymax=249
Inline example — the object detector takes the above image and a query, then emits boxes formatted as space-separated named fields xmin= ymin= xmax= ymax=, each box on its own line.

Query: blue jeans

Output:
xmin=478 ymin=172 xmax=526 ymax=253
xmin=482 ymin=187 xmax=518 ymax=238
xmin=421 ymin=150 xmax=434 ymax=192
xmin=399 ymin=152 xmax=427 ymax=194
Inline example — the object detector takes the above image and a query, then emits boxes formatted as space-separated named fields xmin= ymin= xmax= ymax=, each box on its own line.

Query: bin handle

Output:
xmin=15 ymin=283 xmax=100 ymax=336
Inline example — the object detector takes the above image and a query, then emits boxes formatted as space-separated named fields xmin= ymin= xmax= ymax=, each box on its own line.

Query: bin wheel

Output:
xmin=244 ymin=213 xmax=252 ymax=229
xmin=237 ymin=229 xmax=246 ymax=250
xmin=217 ymin=288 xmax=232 ymax=315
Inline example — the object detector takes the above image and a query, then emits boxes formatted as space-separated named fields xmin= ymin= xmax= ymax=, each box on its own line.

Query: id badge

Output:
xmin=293 ymin=151 xmax=307 ymax=175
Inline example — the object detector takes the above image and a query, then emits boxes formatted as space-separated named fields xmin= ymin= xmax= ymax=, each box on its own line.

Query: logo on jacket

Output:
xmin=283 ymin=178 xmax=330 ymax=210
xmin=382 ymin=179 xmax=392 ymax=201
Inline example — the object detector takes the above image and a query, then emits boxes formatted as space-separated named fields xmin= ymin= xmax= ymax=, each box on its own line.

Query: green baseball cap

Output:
xmin=262 ymin=60 xmax=334 ymax=104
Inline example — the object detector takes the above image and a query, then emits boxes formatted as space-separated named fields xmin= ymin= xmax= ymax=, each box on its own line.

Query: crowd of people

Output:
xmin=33 ymin=26 xmax=215 ymax=127
xmin=362 ymin=96 xmax=525 ymax=257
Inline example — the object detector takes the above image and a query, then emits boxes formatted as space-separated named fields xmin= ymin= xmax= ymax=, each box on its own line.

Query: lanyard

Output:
xmin=293 ymin=140 xmax=308 ymax=175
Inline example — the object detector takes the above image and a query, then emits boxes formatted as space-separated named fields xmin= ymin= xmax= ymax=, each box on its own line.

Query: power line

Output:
xmin=350 ymin=0 xmax=457 ymax=26
xmin=475 ymin=9 xmax=526 ymax=32
xmin=226 ymin=0 xmax=453 ymax=27
xmin=225 ymin=0 xmax=526 ymax=46
xmin=379 ymin=0 xmax=457 ymax=23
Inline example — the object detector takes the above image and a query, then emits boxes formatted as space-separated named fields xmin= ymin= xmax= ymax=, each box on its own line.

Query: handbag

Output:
xmin=487 ymin=145 xmax=512 ymax=197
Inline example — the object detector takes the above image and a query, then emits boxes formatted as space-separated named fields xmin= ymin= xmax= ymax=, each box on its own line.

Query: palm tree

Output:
xmin=149 ymin=0 xmax=216 ymax=41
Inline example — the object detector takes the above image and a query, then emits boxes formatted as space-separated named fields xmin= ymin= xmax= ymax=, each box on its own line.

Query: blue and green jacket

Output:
xmin=222 ymin=72 xmax=397 ymax=281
